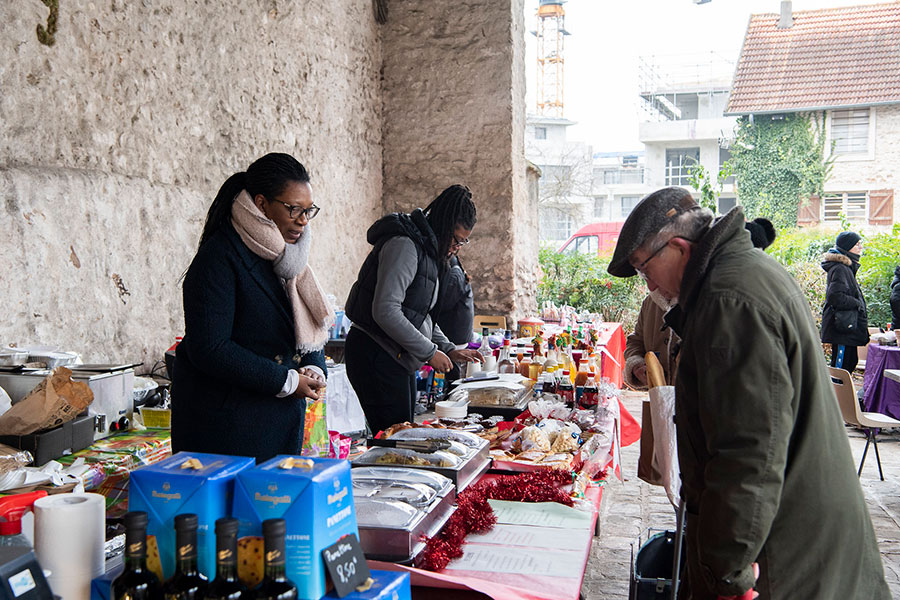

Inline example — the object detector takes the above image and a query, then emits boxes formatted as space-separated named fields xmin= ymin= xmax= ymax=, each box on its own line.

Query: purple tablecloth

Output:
xmin=862 ymin=343 xmax=900 ymax=420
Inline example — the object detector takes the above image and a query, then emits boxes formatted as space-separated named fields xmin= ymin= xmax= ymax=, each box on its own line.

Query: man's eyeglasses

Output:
xmin=273 ymin=200 xmax=320 ymax=221
xmin=634 ymin=241 xmax=668 ymax=274
xmin=451 ymin=235 xmax=470 ymax=248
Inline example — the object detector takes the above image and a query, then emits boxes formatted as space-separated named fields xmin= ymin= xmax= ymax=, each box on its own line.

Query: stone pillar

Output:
xmin=382 ymin=0 xmax=538 ymax=325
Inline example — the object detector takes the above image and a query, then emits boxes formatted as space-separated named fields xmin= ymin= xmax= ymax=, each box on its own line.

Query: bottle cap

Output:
xmin=215 ymin=517 xmax=239 ymax=537
xmin=174 ymin=513 xmax=199 ymax=531
xmin=262 ymin=518 xmax=286 ymax=538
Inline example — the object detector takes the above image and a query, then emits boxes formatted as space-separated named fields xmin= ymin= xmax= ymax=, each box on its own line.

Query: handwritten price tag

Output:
xmin=321 ymin=534 xmax=370 ymax=597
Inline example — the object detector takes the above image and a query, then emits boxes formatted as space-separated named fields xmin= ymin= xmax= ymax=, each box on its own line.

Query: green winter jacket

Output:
xmin=664 ymin=208 xmax=889 ymax=599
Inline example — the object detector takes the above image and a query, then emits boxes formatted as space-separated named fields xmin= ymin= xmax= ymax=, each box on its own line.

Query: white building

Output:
xmin=591 ymin=151 xmax=649 ymax=222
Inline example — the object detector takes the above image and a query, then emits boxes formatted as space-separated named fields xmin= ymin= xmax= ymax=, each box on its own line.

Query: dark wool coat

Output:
xmin=891 ymin=265 xmax=900 ymax=329
xmin=172 ymin=223 xmax=326 ymax=462
xmin=820 ymin=250 xmax=869 ymax=346
xmin=664 ymin=208 xmax=889 ymax=599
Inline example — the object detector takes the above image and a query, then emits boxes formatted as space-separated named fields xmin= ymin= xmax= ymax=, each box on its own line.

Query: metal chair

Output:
xmin=828 ymin=366 xmax=900 ymax=480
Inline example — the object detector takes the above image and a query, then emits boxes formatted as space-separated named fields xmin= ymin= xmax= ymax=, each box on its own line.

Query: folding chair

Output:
xmin=828 ymin=367 xmax=900 ymax=480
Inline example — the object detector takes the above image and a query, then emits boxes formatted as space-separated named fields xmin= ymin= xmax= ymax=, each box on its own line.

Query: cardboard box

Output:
xmin=0 ymin=413 xmax=95 ymax=466
xmin=322 ymin=569 xmax=410 ymax=600
xmin=128 ymin=451 xmax=254 ymax=579
xmin=232 ymin=456 xmax=358 ymax=600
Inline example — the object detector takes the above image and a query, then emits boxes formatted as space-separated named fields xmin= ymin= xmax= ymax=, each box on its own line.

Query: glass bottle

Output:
xmin=558 ymin=372 xmax=575 ymax=406
xmin=478 ymin=328 xmax=492 ymax=362
xmin=253 ymin=519 xmax=298 ymax=600
xmin=497 ymin=339 xmax=517 ymax=374
xmin=203 ymin=518 xmax=246 ymax=600
xmin=112 ymin=511 xmax=162 ymax=600
xmin=517 ymin=352 xmax=532 ymax=378
xmin=580 ymin=376 xmax=599 ymax=409
xmin=163 ymin=514 xmax=208 ymax=600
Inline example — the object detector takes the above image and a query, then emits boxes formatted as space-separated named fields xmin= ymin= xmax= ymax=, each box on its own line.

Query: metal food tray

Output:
xmin=352 ymin=436 xmax=491 ymax=492
xmin=465 ymin=393 xmax=532 ymax=420
xmin=353 ymin=468 xmax=457 ymax=564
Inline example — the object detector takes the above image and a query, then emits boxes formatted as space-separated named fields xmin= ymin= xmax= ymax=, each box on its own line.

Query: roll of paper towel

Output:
xmin=34 ymin=493 xmax=105 ymax=600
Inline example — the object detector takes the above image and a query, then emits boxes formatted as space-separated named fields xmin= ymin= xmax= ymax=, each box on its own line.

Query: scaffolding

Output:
xmin=535 ymin=1 xmax=570 ymax=117
xmin=638 ymin=51 xmax=737 ymax=122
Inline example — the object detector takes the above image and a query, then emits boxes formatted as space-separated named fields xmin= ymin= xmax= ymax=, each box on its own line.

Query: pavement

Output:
xmin=581 ymin=389 xmax=900 ymax=599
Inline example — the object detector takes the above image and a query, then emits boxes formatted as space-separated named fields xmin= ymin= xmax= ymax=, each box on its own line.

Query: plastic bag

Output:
xmin=301 ymin=399 xmax=329 ymax=457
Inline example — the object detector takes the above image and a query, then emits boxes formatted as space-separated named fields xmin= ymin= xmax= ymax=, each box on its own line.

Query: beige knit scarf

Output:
xmin=231 ymin=190 xmax=334 ymax=354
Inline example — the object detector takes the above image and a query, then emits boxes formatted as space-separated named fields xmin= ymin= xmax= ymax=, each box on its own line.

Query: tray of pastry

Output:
xmin=351 ymin=467 xmax=456 ymax=564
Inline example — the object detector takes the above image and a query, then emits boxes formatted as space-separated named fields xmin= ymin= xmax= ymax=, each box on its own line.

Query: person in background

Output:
xmin=821 ymin=231 xmax=868 ymax=373
xmin=607 ymin=188 xmax=889 ymax=600
xmin=624 ymin=289 xmax=680 ymax=485
xmin=344 ymin=185 xmax=483 ymax=434
xmin=744 ymin=217 xmax=776 ymax=250
xmin=172 ymin=153 xmax=332 ymax=462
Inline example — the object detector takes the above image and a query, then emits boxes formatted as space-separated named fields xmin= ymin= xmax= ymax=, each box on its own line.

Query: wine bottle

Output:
xmin=163 ymin=514 xmax=209 ymax=600
xmin=112 ymin=511 xmax=162 ymax=600
xmin=203 ymin=518 xmax=246 ymax=600
xmin=253 ymin=519 xmax=298 ymax=600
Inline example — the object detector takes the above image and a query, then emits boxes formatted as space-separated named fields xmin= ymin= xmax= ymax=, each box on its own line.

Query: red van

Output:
xmin=558 ymin=221 xmax=625 ymax=256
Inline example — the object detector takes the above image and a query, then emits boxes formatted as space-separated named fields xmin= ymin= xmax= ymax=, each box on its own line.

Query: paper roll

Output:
xmin=34 ymin=493 xmax=106 ymax=600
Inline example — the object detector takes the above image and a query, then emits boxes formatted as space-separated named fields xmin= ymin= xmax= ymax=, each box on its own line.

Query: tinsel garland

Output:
xmin=420 ymin=469 xmax=575 ymax=571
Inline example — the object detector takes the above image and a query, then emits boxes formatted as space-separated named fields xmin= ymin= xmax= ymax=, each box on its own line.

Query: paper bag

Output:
xmin=648 ymin=385 xmax=681 ymax=507
xmin=0 ymin=367 xmax=93 ymax=435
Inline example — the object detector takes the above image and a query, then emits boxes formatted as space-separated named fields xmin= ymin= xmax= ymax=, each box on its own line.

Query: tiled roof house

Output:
xmin=727 ymin=2 xmax=900 ymax=228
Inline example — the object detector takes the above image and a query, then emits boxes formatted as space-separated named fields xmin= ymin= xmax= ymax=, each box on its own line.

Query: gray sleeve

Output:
xmin=431 ymin=322 xmax=456 ymax=354
xmin=372 ymin=237 xmax=438 ymax=362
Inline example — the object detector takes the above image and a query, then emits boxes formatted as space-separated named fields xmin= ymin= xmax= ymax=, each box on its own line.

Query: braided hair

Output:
xmin=423 ymin=184 xmax=477 ymax=264
xmin=198 ymin=153 xmax=310 ymax=248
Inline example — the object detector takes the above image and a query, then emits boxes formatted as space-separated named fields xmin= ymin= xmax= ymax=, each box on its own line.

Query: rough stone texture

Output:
xmin=0 ymin=1 xmax=382 ymax=362
xmin=381 ymin=0 xmax=537 ymax=324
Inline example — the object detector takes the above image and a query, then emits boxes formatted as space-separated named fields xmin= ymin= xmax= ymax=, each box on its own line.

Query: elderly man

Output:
xmin=608 ymin=188 xmax=888 ymax=600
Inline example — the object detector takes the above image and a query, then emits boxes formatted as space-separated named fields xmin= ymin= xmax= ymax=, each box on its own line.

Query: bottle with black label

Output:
xmin=112 ymin=511 xmax=162 ymax=600
xmin=203 ymin=518 xmax=246 ymax=600
xmin=253 ymin=519 xmax=297 ymax=600
xmin=163 ymin=514 xmax=209 ymax=600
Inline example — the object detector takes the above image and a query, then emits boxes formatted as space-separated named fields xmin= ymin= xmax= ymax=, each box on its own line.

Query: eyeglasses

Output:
xmin=272 ymin=200 xmax=320 ymax=221
xmin=633 ymin=240 xmax=669 ymax=275
xmin=451 ymin=235 xmax=470 ymax=248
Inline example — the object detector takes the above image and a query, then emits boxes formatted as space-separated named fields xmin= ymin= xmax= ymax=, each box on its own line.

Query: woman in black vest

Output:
xmin=172 ymin=153 xmax=332 ymax=461
xmin=344 ymin=185 xmax=483 ymax=434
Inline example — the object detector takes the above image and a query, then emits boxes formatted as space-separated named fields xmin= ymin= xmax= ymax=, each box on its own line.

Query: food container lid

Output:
xmin=352 ymin=479 xmax=436 ymax=508
xmin=354 ymin=498 xmax=420 ymax=529
xmin=352 ymin=446 xmax=460 ymax=468
xmin=350 ymin=466 xmax=454 ymax=496
xmin=388 ymin=427 xmax=484 ymax=449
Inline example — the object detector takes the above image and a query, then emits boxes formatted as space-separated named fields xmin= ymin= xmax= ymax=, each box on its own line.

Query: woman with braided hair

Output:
xmin=345 ymin=184 xmax=484 ymax=434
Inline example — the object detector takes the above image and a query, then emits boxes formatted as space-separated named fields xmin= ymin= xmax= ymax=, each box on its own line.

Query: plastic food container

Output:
xmin=0 ymin=349 xmax=28 ymax=368
xmin=139 ymin=406 xmax=171 ymax=429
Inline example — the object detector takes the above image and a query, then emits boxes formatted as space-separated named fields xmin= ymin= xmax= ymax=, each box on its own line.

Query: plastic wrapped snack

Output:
xmin=550 ymin=429 xmax=580 ymax=453
xmin=357 ymin=447 xmax=460 ymax=468
xmin=519 ymin=425 xmax=551 ymax=452
xmin=536 ymin=418 xmax=565 ymax=443
xmin=453 ymin=375 xmax=532 ymax=407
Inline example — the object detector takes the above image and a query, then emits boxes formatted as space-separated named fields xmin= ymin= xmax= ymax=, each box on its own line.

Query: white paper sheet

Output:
xmin=465 ymin=523 xmax=591 ymax=551
xmin=445 ymin=544 xmax=584 ymax=578
xmin=488 ymin=499 xmax=593 ymax=529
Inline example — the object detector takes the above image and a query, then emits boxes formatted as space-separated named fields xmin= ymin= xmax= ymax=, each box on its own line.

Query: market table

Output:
xmin=369 ymin=478 xmax=604 ymax=600
xmin=862 ymin=344 xmax=900 ymax=420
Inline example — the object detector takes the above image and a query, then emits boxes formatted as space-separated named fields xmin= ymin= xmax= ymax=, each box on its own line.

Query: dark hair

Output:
xmin=423 ymin=184 xmax=477 ymax=262
xmin=745 ymin=217 xmax=777 ymax=249
xmin=198 ymin=153 xmax=310 ymax=248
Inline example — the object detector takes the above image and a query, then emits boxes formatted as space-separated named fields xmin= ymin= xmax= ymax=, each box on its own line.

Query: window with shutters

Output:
xmin=823 ymin=192 xmax=867 ymax=223
xmin=831 ymin=109 xmax=869 ymax=155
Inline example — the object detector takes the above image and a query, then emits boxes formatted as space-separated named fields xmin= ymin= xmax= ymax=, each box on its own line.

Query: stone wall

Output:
xmin=0 ymin=1 xmax=382 ymax=364
xmin=381 ymin=0 xmax=537 ymax=325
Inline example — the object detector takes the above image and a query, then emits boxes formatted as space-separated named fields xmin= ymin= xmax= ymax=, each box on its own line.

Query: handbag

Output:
xmin=835 ymin=308 xmax=857 ymax=331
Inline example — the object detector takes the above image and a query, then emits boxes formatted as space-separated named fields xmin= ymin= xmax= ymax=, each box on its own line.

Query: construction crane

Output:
xmin=535 ymin=0 xmax=569 ymax=117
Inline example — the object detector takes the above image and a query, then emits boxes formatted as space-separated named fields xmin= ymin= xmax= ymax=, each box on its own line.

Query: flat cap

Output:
xmin=607 ymin=187 xmax=700 ymax=278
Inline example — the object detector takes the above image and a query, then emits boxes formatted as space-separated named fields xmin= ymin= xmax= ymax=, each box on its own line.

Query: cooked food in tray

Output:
xmin=356 ymin=447 xmax=460 ymax=468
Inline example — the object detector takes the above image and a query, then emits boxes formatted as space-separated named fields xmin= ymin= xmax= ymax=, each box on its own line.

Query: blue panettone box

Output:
xmin=232 ymin=455 xmax=358 ymax=600
xmin=128 ymin=451 xmax=255 ymax=579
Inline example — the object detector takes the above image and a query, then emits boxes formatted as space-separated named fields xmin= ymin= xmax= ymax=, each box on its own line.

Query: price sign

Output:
xmin=321 ymin=534 xmax=370 ymax=597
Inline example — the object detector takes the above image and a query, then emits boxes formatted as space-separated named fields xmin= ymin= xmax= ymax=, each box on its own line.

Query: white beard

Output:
xmin=649 ymin=289 xmax=677 ymax=312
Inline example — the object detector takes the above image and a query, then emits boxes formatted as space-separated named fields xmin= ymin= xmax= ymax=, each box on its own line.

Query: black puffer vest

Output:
xmin=345 ymin=209 xmax=440 ymax=337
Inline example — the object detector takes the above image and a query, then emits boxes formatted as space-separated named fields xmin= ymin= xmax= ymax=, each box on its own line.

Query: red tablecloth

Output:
xmin=862 ymin=343 xmax=900 ymax=420
xmin=596 ymin=323 xmax=625 ymax=389
xmin=369 ymin=480 xmax=604 ymax=600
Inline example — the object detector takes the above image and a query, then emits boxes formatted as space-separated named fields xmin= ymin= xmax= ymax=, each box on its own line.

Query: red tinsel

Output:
xmin=419 ymin=469 xmax=576 ymax=571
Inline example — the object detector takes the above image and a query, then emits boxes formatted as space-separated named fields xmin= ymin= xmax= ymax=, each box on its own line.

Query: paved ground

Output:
xmin=582 ymin=390 xmax=900 ymax=599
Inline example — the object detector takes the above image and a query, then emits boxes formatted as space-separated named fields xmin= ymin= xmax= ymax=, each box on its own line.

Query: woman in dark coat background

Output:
xmin=172 ymin=153 xmax=333 ymax=461
xmin=891 ymin=265 xmax=900 ymax=334
xmin=821 ymin=231 xmax=868 ymax=372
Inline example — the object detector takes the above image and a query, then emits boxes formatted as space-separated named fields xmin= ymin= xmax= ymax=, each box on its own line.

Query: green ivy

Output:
xmin=729 ymin=114 xmax=832 ymax=229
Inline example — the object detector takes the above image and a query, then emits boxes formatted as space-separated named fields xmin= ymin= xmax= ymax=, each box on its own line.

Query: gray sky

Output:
xmin=524 ymin=0 xmax=890 ymax=151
